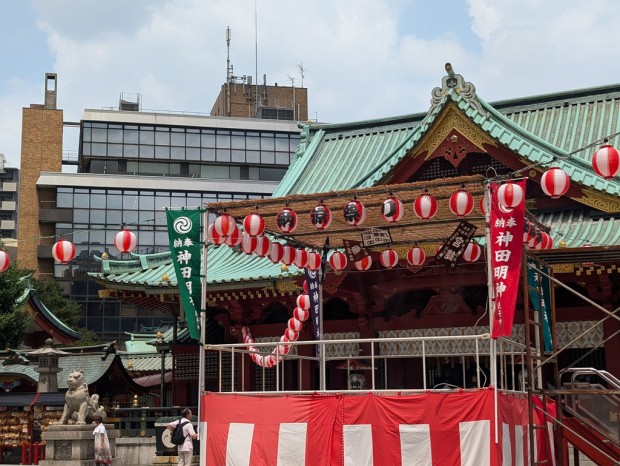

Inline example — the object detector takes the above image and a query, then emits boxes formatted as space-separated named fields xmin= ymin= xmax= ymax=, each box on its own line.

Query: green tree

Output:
xmin=31 ymin=277 xmax=100 ymax=347
xmin=0 ymin=265 xmax=30 ymax=348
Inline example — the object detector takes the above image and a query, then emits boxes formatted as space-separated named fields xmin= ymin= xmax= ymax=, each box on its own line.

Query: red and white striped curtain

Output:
xmin=199 ymin=388 xmax=555 ymax=466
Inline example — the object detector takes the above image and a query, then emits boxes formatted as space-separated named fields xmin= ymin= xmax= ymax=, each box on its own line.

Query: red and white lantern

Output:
xmin=329 ymin=251 xmax=348 ymax=271
xmin=592 ymin=144 xmax=620 ymax=179
xmin=541 ymin=167 xmax=570 ymax=199
xmin=276 ymin=208 xmax=298 ymax=233
xmin=285 ymin=328 xmax=299 ymax=342
xmin=52 ymin=239 xmax=76 ymax=264
xmin=242 ymin=213 xmax=265 ymax=237
xmin=255 ymin=236 xmax=271 ymax=257
xmin=523 ymin=221 xmax=535 ymax=244
xmin=527 ymin=229 xmax=542 ymax=249
xmin=497 ymin=182 xmax=524 ymax=210
xmin=310 ymin=204 xmax=332 ymax=230
xmin=281 ymin=245 xmax=296 ymax=265
xmin=294 ymin=249 xmax=309 ymax=268
xmin=293 ymin=306 xmax=309 ymax=322
xmin=296 ymin=294 xmax=311 ymax=310
xmin=0 ymin=250 xmax=9 ymax=273
xmin=406 ymin=247 xmax=425 ymax=267
xmin=213 ymin=214 xmax=236 ymax=238
xmin=479 ymin=197 xmax=487 ymax=215
xmin=379 ymin=248 xmax=399 ymax=268
xmin=207 ymin=224 xmax=226 ymax=245
xmin=381 ymin=196 xmax=404 ymax=223
xmin=225 ymin=227 xmax=242 ymax=247
xmin=287 ymin=317 xmax=302 ymax=332
xmin=354 ymin=256 xmax=372 ymax=271
xmin=241 ymin=234 xmax=258 ymax=254
xmin=306 ymin=252 xmax=321 ymax=271
xmin=536 ymin=231 xmax=554 ymax=250
xmin=343 ymin=200 xmax=366 ymax=226
xmin=269 ymin=242 xmax=284 ymax=263
xmin=449 ymin=189 xmax=474 ymax=217
xmin=114 ymin=229 xmax=137 ymax=253
xmin=413 ymin=194 xmax=438 ymax=220
xmin=462 ymin=242 xmax=481 ymax=263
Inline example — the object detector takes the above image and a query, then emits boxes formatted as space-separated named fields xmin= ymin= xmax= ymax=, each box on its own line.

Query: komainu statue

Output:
xmin=58 ymin=370 xmax=107 ymax=425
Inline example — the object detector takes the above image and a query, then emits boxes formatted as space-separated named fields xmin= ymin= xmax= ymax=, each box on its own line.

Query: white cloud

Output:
xmin=1 ymin=0 xmax=620 ymax=166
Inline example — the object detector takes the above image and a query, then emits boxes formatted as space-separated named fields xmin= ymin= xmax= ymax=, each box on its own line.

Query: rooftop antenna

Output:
xmin=254 ymin=0 xmax=258 ymax=115
xmin=298 ymin=63 xmax=306 ymax=88
xmin=226 ymin=26 xmax=232 ymax=116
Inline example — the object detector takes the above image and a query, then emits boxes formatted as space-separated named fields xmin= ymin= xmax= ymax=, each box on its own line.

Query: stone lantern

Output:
xmin=28 ymin=338 xmax=70 ymax=392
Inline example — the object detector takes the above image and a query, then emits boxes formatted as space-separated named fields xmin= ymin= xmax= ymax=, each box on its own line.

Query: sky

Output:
xmin=2 ymin=0 xmax=620 ymax=168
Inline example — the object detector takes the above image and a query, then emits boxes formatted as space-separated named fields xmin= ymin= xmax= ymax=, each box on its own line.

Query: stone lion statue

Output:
xmin=58 ymin=370 xmax=106 ymax=425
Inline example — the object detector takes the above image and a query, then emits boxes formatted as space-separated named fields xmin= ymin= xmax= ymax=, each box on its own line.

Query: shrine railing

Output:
xmin=203 ymin=333 xmax=527 ymax=394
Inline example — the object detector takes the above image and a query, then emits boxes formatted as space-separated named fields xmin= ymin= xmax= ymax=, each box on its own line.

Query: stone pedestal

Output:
xmin=39 ymin=424 xmax=121 ymax=466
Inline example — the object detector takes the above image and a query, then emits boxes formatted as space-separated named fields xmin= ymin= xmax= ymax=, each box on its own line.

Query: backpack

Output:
xmin=171 ymin=419 xmax=190 ymax=445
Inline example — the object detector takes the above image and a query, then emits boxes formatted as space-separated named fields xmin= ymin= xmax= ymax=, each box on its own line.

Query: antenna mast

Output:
xmin=226 ymin=26 xmax=232 ymax=116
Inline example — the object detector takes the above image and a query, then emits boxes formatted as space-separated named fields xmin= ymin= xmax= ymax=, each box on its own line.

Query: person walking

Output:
xmin=167 ymin=408 xmax=199 ymax=466
xmin=92 ymin=415 xmax=113 ymax=465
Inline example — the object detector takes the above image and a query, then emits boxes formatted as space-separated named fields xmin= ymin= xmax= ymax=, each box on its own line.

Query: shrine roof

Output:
xmin=274 ymin=76 xmax=620 ymax=197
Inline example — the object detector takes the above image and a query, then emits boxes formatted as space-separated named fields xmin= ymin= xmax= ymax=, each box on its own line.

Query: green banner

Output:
xmin=527 ymin=258 xmax=553 ymax=352
xmin=166 ymin=209 xmax=202 ymax=340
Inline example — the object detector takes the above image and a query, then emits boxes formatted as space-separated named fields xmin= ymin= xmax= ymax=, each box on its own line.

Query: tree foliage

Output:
xmin=0 ymin=265 xmax=99 ymax=348
xmin=0 ymin=265 xmax=30 ymax=349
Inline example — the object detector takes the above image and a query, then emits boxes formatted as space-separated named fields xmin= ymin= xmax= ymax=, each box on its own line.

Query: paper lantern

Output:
xmin=307 ymin=252 xmax=321 ymax=271
xmin=269 ymin=242 xmax=284 ymax=263
xmin=449 ymin=189 xmax=474 ymax=217
xmin=241 ymin=234 xmax=258 ymax=254
xmin=329 ymin=251 xmax=348 ymax=271
xmin=354 ymin=256 xmax=372 ymax=271
xmin=293 ymin=306 xmax=310 ymax=322
xmin=535 ymin=231 xmax=553 ymax=250
xmin=413 ymin=194 xmax=438 ymax=220
xmin=497 ymin=182 xmax=524 ymax=209
xmin=242 ymin=213 xmax=265 ymax=236
xmin=276 ymin=208 xmax=298 ymax=233
xmin=207 ymin=224 xmax=226 ymax=245
xmin=541 ymin=167 xmax=570 ymax=198
xmin=288 ymin=317 xmax=303 ymax=332
xmin=281 ymin=245 xmax=296 ymax=265
xmin=343 ymin=200 xmax=366 ymax=226
xmin=592 ymin=144 xmax=620 ymax=179
xmin=0 ymin=250 xmax=9 ymax=273
xmin=462 ymin=242 xmax=481 ymax=262
xmin=406 ymin=247 xmax=425 ymax=267
xmin=527 ymin=228 xmax=542 ymax=249
xmin=479 ymin=197 xmax=487 ymax=215
xmin=523 ymin=221 xmax=536 ymax=244
xmin=114 ymin=229 xmax=137 ymax=253
xmin=225 ymin=227 xmax=242 ymax=246
xmin=379 ymin=248 xmax=399 ymax=268
xmin=296 ymin=294 xmax=310 ymax=310
xmin=310 ymin=203 xmax=332 ymax=230
xmin=254 ymin=236 xmax=271 ymax=257
xmin=303 ymin=280 xmax=309 ymax=294
xmin=52 ymin=239 xmax=76 ymax=264
xmin=285 ymin=328 xmax=299 ymax=341
xmin=294 ymin=249 xmax=309 ymax=268
xmin=381 ymin=196 xmax=404 ymax=223
xmin=213 ymin=214 xmax=236 ymax=238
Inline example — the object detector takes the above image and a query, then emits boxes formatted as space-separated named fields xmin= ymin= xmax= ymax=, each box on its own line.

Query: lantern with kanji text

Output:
xmin=276 ymin=208 xmax=298 ymax=233
xmin=343 ymin=200 xmax=366 ymax=226
xmin=381 ymin=196 xmax=404 ymax=223
xmin=310 ymin=203 xmax=332 ymax=230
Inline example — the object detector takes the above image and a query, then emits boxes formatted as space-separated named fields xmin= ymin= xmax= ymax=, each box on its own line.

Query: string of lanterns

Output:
xmin=0 ymin=143 xmax=616 ymax=275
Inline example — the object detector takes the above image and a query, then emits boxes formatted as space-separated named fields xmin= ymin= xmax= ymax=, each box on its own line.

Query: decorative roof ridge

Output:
xmin=28 ymin=291 xmax=81 ymax=340
xmin=429 ymin=63 xmax=488 ymax=119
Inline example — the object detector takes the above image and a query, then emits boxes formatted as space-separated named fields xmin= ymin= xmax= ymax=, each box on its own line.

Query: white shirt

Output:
xmin=168 ymin=418 xmax=196 ymax=452
xmin=93 ymin=424 xmax=106 ymax=435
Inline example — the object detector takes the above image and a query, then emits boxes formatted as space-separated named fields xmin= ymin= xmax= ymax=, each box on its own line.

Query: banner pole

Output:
xmin=197 ymin=207 xmax=208 ymax=434
xmin=484 ymin=181 xmax=499 ymax=443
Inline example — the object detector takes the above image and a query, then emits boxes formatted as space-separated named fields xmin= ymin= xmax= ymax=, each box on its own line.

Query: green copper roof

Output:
xmin=90 ymin=243 xmax=302 ymax=290
xmin=274 ymin=77 xmax=620 ymax=197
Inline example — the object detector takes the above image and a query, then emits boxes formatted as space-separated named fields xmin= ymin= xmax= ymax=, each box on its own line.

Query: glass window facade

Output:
xmin=58 ymin=117 xmax=300 ymax=341
xmin=81 ymin=122 xmax=299 ymax=182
